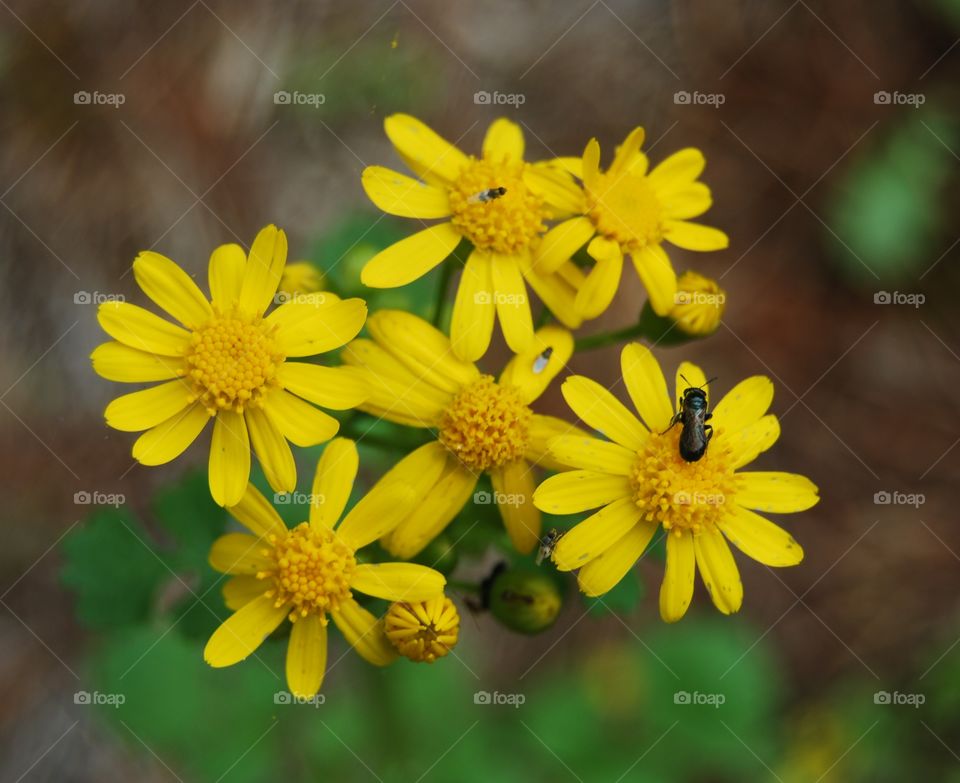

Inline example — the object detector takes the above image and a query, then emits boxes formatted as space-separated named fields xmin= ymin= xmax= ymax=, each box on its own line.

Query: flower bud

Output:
xmin=669 ymin=271 xmax=726 ymax=336
xmin=385 ymin=596 xmax=459 ymax=663
xmin=487 ymin=566 xmax=563 ymax=634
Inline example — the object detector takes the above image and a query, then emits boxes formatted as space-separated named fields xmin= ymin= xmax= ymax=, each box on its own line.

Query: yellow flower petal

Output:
xmin=97 ymin=301 xmax=191 ymax=356
xmin=582 ymin=138 xmax=601 ymax=189
xmin=451 ymin=250 xmax=495 ymax=362
xmin=91 ymin=342 xmax=185 ymax=383
xmin=204 ymin=592 xmax=289 ymax=668
xmin=630 ymin=244 xmax=677 ymax=316
xmin=575 ymin=236 xmax=623 ymax=320
xmin=491 ymin=253 xmax=534 ymax=354
xmin=552 ymin=497 xmax=643 ymax=571
xmin=238 ymin=224 xmax=287 ymax=317
xmin=621 ymin=343 xmax=674 ymax=434
xmin=337 ymin=480 xmax=416 ymax=550
xmin=330 ymin=598 xmax=397 ymax=666
xmin=208 ymin=243 xmax=246 ymax=310
xmin=341 ymin=340 xmax=448 ymax=426
xmin=694 ymin=527 xmax=743 ymax=615
xmin=520 ymin=257 xmax=583 ymax=329
xmin=263 ymin=387 xmax=340 ymax=447
xmin=525 ymin=414 xmax=588 ymax=470
xmin=104 ymin=379 xmax=193 ymax=432
xmin=524 ymin=164 xmax=584 ymax=216
xmin=269 ymin=297 xmax=367 ymax=357
xmin=534 ymin=470 xmax=632 ymax=514
xmin=719 ymin=505 xmax=803 ymax=567
xmin=482 ymin=117 xmax=525 ymax=161
xmin=383 ymin=113 xmax=468 ymax=185
xmin=286 ymin=613 xmax=327 ymax=698
xmin=499 ymin=324 xmax=573 ymax=404
xmin=367 ymin=310 xmax=479 ymax=394
xmin=660 ymin=182 xmax=712 ymax=220
xmin=222 ymin=575 xmax=266 ymax=611
xmin=209 ymin=410 xmax=251 ymax=507
xmin=727 ymin=414 xmax=780 ymax=470
xmin=346 ymin=441 xmax=448 ymax=546
xmin=561 ymin=375 xmax=649 ymax=451
xmin=608 ymin=126 xmax=646 ymax=176
xmin=734 ymin=472 xmax=820 ymax=514
xmin=490 ymin=459 xmax=539 ymax=554
xmin=277 ymin=363 xmax=368 ymax=410
xmin=660 ymin=532 xmax=695 ymax=623
xmin=711 ymin=376 xmax=773 ymax=434
xmin=310 ymin=438 xmax=358 ymax=529
xmin=351 ymin=563 xmax=446 ymax=602
xmin=577 ymin=520 xmax=658 ymax=597
xmin=133 ymin=251 xmax=212 ymax=329
xmin=384 ymin=461 xmax=477 ymax=558
xmin=663 ymin=221 xmax=728 ymax=252
xmin=228 ymin=483 xmax=288 ymax=538
xmin=132 ymin=402 xmax=210 ymax=466
xmin=547 ymin=435 xmax=635 ymax=475
xmin=533 ymin=216 xmax=595 ymax=274
xmin=209 ymin=532 xmax=273 ymax=574
xmin=550 ymin=156 xmax=584 ymax=179
xmin=245 ymin=406 xmax=296 ymax=495
xmin=361 ymin=165 xmax=452 ymax=218
xmin=361 ymin=222 xmax=462 ymax=288
xmin=648 ymin=148 xmax=705 ymax=187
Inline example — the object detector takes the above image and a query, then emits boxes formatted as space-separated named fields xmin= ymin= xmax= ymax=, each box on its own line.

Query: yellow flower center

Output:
xmin=384 ymin=596 xmax=460 ymax=663
xmin=630 ymin=428 xmax=736 ymax=536
xmin=448 ymin=157 xmax=548 ymax=254
xmin=439 ymin=376 xmax=531 ymax=471
xmin=186 ymin=313 xmax=283 ymax=413
xmin=259 ymin=523 xmax=356 ymax=622
xmin=587 ymin=170 xmax=664 ymax=250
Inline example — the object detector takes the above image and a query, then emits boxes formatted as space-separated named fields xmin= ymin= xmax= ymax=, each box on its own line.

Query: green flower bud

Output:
xmin=487 ymin=566 xmax=563 ymax=634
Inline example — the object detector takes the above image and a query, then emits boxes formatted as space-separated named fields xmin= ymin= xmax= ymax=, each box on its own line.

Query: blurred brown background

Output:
xmin=1 ymin=0 xmax=958 ymax=780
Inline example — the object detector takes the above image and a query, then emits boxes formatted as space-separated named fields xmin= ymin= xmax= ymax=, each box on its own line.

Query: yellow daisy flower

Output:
xmin=204 ymin=438 xmax=446 ymax=697
xmin=534 ymin=344 xmax=818 ymax=622
xmin=384 ymin=595 xmax=460 ymax=663
xmin=360 ymin=114 xmax=585 ymax=361
xmin=342 ymin=310 xmax=583 ymax=556
xmin=538 ymin=128 xmax=729 ymax=321
xmin=92 ymin=225 xmax=369 ymax=507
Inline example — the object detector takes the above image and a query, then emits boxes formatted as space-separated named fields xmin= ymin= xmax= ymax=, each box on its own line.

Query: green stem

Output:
xmin=574 ymin=322 xmax=646 ymax=351
xmin=447 ymin=579 xmax=481 ymax=594
xmin=433 ymin=262 xmax=454 ymax=328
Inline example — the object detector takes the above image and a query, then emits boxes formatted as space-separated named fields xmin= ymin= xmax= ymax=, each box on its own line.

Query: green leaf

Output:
xmin=61 ymin=508 xmax=167 ymax=630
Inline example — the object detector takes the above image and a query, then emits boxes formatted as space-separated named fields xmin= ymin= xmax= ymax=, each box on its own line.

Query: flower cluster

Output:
xmin=91 ymin=115 xmax=818 ymax=697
